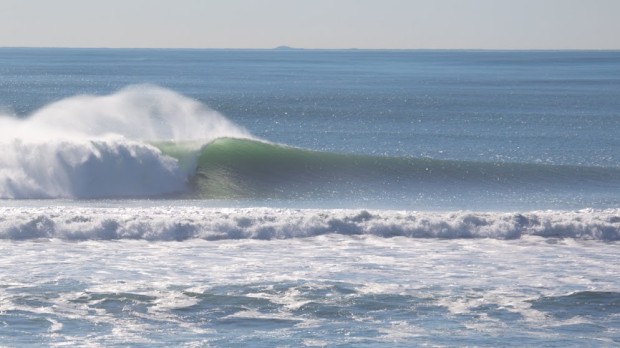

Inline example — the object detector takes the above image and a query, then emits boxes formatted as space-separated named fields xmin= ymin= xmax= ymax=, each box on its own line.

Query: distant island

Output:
xmin=273 ymin=45 xmax=298 ymax=50
xmin=272 ymin=46 xmax=363 ymax=51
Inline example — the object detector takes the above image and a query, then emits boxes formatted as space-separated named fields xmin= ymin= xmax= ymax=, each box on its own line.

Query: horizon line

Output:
xmin=1 ymin=45 xmax=620 ymax=52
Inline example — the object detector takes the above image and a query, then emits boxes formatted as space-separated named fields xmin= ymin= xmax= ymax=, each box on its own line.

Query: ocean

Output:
xmin=0 ymin=48 xmax=619 ymax=346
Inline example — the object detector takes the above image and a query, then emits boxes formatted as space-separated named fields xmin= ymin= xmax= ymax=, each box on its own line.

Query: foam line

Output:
xmin=0 ymin=207 xmax=618 ymax=241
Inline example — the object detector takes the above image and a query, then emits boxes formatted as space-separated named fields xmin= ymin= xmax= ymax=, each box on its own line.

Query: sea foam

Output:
xmin=0 ymin=85 xmax=252 ymax=198
xmin=0 ymin=207 xmax=618 ymax=241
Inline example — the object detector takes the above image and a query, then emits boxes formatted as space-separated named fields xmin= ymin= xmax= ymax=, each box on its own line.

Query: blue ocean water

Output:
xmin=0 ymin=48 xmax=619 ymax=346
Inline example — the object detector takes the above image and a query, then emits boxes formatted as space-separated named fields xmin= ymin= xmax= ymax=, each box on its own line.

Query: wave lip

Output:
xmin=1 ymin=207 xmax=618 ymax=241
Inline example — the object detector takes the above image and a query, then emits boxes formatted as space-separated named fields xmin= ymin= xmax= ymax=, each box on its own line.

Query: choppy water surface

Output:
xmin=1 ymin=235 xmax=618 ymax=346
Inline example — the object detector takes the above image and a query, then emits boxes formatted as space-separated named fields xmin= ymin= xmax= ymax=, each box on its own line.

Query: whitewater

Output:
xmin=1 ymin=48 xmax=619 ymax=346
xmin=0 ymin=85 xmax=251 ymax=199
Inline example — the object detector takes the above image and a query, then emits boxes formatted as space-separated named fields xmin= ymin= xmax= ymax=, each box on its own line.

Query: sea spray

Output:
xmin=13 ymin=84 xmax=252 ymax=142
xmin=0 ymin=85 xmax=253 ymax=198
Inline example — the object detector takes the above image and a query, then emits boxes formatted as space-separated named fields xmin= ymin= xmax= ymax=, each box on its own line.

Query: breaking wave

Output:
xmin=0 ymin=85 xmax=251 ymax=198
xmin=1 ymin=85 xmax=619 ymax=203
xmin=0 ymin=207 xmax=618 ymax=241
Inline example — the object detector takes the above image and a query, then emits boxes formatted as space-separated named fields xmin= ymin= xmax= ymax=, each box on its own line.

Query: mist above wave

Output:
xmin=0 ymin=85 xmax=252 ymax=199
xmin=1 ymin=84 xmax=251 ymax=142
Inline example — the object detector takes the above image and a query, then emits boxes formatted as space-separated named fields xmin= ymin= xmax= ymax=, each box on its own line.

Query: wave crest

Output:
xmin=0 ymin=85 xmax=252 ymax=199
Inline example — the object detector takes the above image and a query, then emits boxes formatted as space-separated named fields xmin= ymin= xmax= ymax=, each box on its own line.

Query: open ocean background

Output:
xmin=0 ymin=48 xmax=619 ymax=346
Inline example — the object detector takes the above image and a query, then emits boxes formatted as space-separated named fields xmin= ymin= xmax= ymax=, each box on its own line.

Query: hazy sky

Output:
xmin=1 ymin=0 xmax=619 ymax=49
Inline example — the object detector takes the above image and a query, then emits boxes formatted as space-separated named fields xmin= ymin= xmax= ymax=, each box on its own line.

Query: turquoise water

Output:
xmin=0 ymin=48 xmax=619 ymax=346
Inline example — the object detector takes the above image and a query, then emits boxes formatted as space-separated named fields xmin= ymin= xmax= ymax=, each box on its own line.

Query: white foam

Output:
xmin=0 ymin=206 xmax=618 ymax=241
xmin=0 ymin=136 xmax=184 ymax=198
xmin=0 ymin=85 xmax=252 ymax=198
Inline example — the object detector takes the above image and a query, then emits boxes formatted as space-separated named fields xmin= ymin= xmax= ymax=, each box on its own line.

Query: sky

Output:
xmin=0 ymin=0 xmax=619 ymax=49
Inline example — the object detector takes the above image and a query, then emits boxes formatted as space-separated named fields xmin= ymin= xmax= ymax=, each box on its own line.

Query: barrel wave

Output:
xmin=155 ymin=138 xmax=620 ymax=209
xmin=2 ymin=85 xmax=620 ymax=208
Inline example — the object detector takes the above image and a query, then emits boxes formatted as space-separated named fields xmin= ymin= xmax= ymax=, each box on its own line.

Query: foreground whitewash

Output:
xmin=0 ymin=233 xmax=618 ymax=346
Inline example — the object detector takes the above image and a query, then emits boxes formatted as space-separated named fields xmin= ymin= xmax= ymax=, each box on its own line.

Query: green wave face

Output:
xmin=156 ymin=137 xmax=420 ymax=199
xmin=192 ymin=138 xmax=397 ymax=199
xmin=157 ymin=138 xmax=620 ymax=204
